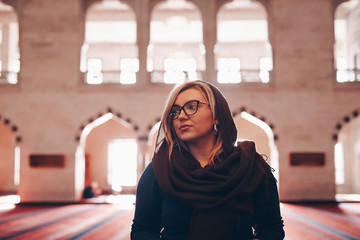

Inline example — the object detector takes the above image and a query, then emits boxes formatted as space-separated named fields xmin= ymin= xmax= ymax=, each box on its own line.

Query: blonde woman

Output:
xmin=131 ymin=80 xmax=284 ymax=240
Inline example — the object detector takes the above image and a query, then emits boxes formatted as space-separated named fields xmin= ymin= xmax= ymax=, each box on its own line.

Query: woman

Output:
xmin=131 ymin=80 xmax=285 ymax=240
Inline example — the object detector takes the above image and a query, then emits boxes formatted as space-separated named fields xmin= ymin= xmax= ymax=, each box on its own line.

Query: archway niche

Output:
xmin=234 ymin=111 xmax=279 ymax=177
xmin=76 ymin=113 xmax=138 ymax=202
xmin=0 ymin=121 xmax=19 ymax=196
xmin=335 ymin=114 xmax=360 ymax=200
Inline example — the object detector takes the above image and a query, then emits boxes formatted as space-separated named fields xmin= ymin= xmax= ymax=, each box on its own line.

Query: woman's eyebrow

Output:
xmin=173 ymin=99 xmax=198 ymax=107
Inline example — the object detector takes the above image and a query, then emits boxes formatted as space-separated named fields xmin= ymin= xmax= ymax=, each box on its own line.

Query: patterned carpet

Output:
xmin=0 ymin=196 xmax=359 ymax=240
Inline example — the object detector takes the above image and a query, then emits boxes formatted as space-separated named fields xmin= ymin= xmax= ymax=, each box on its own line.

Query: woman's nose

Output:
xmin=178 ymin=109 xmax=188 ymax=119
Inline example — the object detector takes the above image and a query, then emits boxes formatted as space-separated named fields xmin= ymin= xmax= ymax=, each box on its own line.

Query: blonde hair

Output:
xmin=160 ymin=81 xmax=224 ymax=165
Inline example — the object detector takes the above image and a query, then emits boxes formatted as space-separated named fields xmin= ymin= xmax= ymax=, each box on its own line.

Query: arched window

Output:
xmin=82 ymin=1 xmax=137 ymax=84
xmin=334 ymin=0 xmax=360 ymax=83
xmin=0 ymin=2 xmax=19 ymax=85
xmin=149 ymin=0 xmax=204 ymax=84
xmin=217 ymin=0 xmax=272 ymax=84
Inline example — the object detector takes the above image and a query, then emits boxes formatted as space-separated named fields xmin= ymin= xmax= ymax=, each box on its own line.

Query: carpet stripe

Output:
xmin=17 ymin=205 xmax=120 ymax=240
xmin=283 ymin=207 xmax=359 ymax=240
xmin=313 ymin=203 xmax=360 ymax=222
xmin=66 ymin=210 xmax=127 ymax=240
xmin=0 ymin=206 xmax=62 ymax=224
xmin=282 ymin=203 xmax=360 ymax=236
xmin=0 ymin=205 xmax=101 ymax=240
xmin=82 ymin=209 xmax=134 ymax=240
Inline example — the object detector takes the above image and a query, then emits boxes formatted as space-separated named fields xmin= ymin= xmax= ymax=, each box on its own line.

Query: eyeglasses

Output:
xmin=169 ymin=100 xmax=210 ymax=120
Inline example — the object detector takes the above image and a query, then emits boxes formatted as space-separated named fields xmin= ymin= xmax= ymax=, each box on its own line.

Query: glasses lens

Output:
xmin=184 ymin=101 xmax=199 ymax=115
xmin=169 ymin=106 xmax=180 ymax=119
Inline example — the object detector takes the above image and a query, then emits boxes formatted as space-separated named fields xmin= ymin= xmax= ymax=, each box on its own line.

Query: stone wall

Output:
xmin=0 ymin=0 xmax=359 ymax=202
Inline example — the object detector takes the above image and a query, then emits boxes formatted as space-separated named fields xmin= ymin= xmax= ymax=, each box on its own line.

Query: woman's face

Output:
xmin=171 ymin=88 xmax=216 ymax=145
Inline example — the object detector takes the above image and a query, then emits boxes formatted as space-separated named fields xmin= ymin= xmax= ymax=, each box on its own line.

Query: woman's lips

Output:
xmin=179 ymin=125 xmax=191 ymax=131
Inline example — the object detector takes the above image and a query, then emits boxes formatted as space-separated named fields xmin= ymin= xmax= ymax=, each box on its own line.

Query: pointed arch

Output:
xmin=333 ymin=107 xmax=360 ymax=196
xmin=232 ymin=107 xmax=279 ymax=180
xmin=0 ymin=114 xmax=21 ymax=195
xmin=74 ymin=108 xmax=139 ymax=197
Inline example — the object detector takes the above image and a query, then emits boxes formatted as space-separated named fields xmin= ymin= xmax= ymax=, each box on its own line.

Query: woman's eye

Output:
xmin=188 ymin=104 xmax=197 ymax=110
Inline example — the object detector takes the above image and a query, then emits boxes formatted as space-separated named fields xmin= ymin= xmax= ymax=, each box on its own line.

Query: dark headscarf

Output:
xmin=152 ymin=81 xmax=274 ymax=239
xmin=208 ymin=83 xmax=237 ymax=156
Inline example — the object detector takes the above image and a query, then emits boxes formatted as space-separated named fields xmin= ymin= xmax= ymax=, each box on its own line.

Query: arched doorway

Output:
xmin=76 ymin=113 xmax=138 ymax=203
xmin=0 ymin=121 xmax=19 ymax=195
xmin=234 ymin=111 xmax=279 ymax=177
xmin=335 ymin=115 xmax=360 ymax=200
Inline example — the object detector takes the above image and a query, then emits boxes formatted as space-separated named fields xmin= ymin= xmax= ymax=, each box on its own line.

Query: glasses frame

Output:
xmin=169 ymin=100 xmax=210 ymax=120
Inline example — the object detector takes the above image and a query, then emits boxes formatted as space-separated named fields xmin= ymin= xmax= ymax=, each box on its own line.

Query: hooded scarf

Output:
xmin=152 ymin=82 xmax=274 ymax=239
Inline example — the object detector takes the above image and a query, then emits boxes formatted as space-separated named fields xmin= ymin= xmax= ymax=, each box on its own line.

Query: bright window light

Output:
xmin=259 ymin=57 xmax=272 ymax=83
xmin=218 ymin=20 xmax=267 ymax=42
xmin=12 ymin=59 xmax=20 ymax=72
xmin=164 ymin=71 xmax=186 ymax=84
xmin=218 ymin=58 xmax=240 ymax=71
xmin=336 ymin=57 xmax=347 ymax=70
xmin=336 ymin=57 xmax=348 ymax=83
xmin=120 ymin=72 xmax=136 ymax=84
xmin=334 ymin=20 xmax=346 ymax=42
xmin=334 ymin=143 xmax=345 ymax=185
xmin=150 ymin=20 xmax=202 ymax=43
xmin=217 ymin=58 xmax=241 ymax=83
xmin=147 ymin=58 xmax=154 ymax=72
xmin=14 ymin=146 xmax=20 ymax=186
xmin=164 ymin=58 xmax=197 ymax=71
xmin=87 ymin=58 xmax=103 ymax=84
xmin=217 ymin=71 xmax=241 ymax=83
xmin=86 ymin=22 xmax=136 ymax=43
xmin=163 ymin=58 xmax=197 ymax=83
xmin=121 ymin=58 xmax=139 ymax=72
xmin=260 ymin=57 xmax=272 ymax=70
xmin=108 ymin=139 xmax=137 ymax=189
xmin=120 ymin=58 xmax=138 ymax=84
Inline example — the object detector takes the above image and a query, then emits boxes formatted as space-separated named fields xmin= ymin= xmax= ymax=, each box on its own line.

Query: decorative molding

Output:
xmin=232 ymin=106 xmax=279 ymax=141
xmin=0 ymin=113 xmax=22 ymax=143
xmin=333 ymin=109 xmax=360 ymax=141
xmin=75 ymin=107 xmax=139 ymax=142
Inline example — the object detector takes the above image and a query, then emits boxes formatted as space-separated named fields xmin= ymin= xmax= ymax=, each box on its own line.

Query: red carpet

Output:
xmin=0 ymin=200 xmax=359 ymax=240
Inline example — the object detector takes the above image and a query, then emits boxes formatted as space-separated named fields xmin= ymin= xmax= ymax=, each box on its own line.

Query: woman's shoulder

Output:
xmin=235 ymin=140 xmax=257 ymax=158
xmin=140 ymin=163 xmax=156 ymax=180
xmin=236 ymin=140 xmax=256 ymax=150
xmin=137 ymin=163 xmax=164 ymax=196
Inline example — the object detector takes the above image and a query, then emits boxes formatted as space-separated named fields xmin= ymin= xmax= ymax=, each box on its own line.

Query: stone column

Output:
xmin=200 ymin=0 xmax=217 ymax=84
xmin=135 ymin=0 xmax=151 ymax=86
xmin=1 ymin=24 xmax=9 ymax=72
